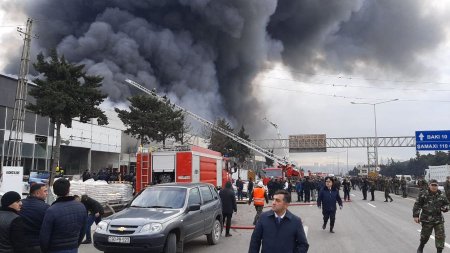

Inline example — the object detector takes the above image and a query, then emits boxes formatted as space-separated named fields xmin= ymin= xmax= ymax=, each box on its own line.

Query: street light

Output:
xmin=350 ymin=99 xmax=398 ymax=172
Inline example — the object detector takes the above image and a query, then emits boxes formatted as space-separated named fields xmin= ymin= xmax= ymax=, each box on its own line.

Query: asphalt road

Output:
xmin=79 ymin=190 xmax=450 ymax=253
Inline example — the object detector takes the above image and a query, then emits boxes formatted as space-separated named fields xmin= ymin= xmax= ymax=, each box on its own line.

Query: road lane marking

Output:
xmin=351 ymin=194 xmax=355 ymax=197
xmin=368 ymin=203 xmax=376 ymax=208
xmin=417 ymin=229 xmax=450 ymax=249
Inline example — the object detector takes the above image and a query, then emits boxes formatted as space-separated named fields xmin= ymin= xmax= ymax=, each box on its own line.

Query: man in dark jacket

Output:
xmin=317 ymin=177 xmax=343 ymax=233
xmin=40 ymin=178 xmax=87 ymax=253
xmin=249 ymin=189 xmax=309 ymax=253
xmin=219 ymin=181 xmax=237 ymax=237
xmin=78 ymin=194 xmax=104 ymax=244
xmin=19 ymin=183 xmax=50 ymax=253
xmin=0 ymin=191 xmax=31 ymax=253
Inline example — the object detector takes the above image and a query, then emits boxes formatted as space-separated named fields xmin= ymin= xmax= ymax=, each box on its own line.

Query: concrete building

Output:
xmin=0 ymin=73 xmax=137 ymax=176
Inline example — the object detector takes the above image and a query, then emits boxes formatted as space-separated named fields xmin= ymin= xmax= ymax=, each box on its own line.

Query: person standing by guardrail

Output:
xmin=77 ymin=194 xmax=104 ymax=244
xmin=413 ymin=179 xmax=449 ymax=253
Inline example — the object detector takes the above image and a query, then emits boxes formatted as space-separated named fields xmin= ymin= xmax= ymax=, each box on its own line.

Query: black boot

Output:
xmin=437 ymin=248 xmax=443 ymax=253
xmin=330 ymin=226 xmax=334 ymax=233
xmin=417 ymin=242 xmax=425 ymax=253
xmin=322 ymin=222 xmax=326 ymax=230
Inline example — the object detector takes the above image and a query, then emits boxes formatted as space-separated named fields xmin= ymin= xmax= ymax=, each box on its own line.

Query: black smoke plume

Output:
xmin=2 ymin=0 xmax=447 ymax=136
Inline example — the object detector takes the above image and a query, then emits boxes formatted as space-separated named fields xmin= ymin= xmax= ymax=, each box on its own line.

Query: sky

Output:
xmin=1 ymin=1 xmax=450 ymax=172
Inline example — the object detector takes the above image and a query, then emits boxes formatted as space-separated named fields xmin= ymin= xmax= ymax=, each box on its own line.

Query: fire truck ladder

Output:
xmin=125 ymin=79 xmax=290 ymax=166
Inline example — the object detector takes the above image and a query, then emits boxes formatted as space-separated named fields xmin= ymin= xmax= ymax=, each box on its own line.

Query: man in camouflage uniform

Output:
xmin=393 ymin=177 xmax=400 ymax=195
xmin=417 ymin=177 xmax=428 ymax=192
xmin=384 ymin=178 xmax=393 ymax=202
xmin=400 ymin=176 xmax=407 ymax=198
xmin=413 ymin=179 xmax=449 ymax=253
xmin=444 ymin=176 xmax=450 ymax=201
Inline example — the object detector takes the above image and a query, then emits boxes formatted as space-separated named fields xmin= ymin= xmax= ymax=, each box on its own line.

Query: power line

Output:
xmin=261 ymin=74 xmax=450 ymax=92
xmin=256 ymin=84 xmax=450 ymax=103
xmin=262 ymin=67 xmax=450 ymax=86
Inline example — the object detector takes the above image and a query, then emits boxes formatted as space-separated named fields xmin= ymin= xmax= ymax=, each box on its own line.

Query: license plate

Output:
xmin=108 ymin=236 xmax=130 ymax=244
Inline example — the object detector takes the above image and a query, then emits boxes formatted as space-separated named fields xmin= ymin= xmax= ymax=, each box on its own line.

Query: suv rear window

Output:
xmin=131 ymin=187 xmax=187 ymax=209
xmin=199 ymin=186 xmax=213 ymax=204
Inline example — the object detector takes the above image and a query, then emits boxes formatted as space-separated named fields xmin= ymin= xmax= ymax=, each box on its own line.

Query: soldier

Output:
xmin=369 ymin=179 xmax=376 ymax=201
xmin=393 ymin=177 xmax=400 ymax=195
xmin=384 ymin=178 xmax=393 ymax=202
xmin=444 ymin=176 xmax=450 ymax=201
xmin=413 ymin=179 xmax=449 ymax=253
xmin=361 ymin=178 xmax=369 ymax=200
xmin=417 ymin=177 xmax=428 ymax=192
xmin=400 ymin=176 xmax=407 ymax=198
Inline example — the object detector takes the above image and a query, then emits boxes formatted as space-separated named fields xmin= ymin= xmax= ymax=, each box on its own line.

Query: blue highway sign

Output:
xmin=416 ymin=130 xmax=450 ymax=151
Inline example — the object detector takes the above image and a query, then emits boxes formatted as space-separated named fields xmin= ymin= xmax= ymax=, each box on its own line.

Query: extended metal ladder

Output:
xmin=125 ymin=79 xmax=290 ymax=166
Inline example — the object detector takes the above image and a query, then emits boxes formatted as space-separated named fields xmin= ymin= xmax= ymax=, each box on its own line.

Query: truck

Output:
xmin=135 ymin=145 xmax=232 ymax=192
xmin=262 ymin=165 xmax=303 ymax=185
xmin=425 ymin=165 xmax=450 ymax=183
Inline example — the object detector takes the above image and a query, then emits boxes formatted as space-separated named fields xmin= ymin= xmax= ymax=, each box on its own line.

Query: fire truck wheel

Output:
xmin=206 ymin=219 xmax=221 ymax=245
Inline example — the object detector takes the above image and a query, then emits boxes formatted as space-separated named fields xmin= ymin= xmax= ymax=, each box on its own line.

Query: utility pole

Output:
xmin=4 ymin=18 xmax=36 ymax=168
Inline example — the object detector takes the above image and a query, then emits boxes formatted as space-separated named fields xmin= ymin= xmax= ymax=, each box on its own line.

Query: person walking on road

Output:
xmin=370 ymin=179 xmax=376 ymax=201
xmin=19 ymin=183 xmax=50 ymax=253
xmin=0 ymin=191 xmax=32 ymax=253
xmin=40 ymin=178 xmax=87 ymax=253
xmin=248 ymin=189 xmax=309 ymax=253
xmin=317 ymin=177 xmax=343 ymax=233
xmin=219 ymin=181 xmax=237 ymax=237
xmin=413 ymin=179 xmax=449 ymax=253
xmin=249 ymin=181 xmax=269 ymax=225
xmin=342 ymin=178 xmax=351 ymax=201
xmin=401 ymin=176 xmax=408 ymax=198
xmin=361 ymin=178 xmax=369 ymax=200
xmin=384 ymin=178 xmax=393 ymax=202
xmin=236 ymin=177 xmax=244 ymax=201
xmin=77 ymin=194 xmax=104 ymax=244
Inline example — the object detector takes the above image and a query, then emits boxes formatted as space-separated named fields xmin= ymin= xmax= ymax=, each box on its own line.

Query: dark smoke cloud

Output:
xmin=2 ymin=0 xmax=448 ymax=137
xmin=268 ymin=0 xmax=447 ymax=78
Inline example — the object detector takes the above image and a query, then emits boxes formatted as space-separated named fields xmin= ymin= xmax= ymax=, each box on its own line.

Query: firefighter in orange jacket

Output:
xmin=249 ymin=181 xmax=269 ymax=225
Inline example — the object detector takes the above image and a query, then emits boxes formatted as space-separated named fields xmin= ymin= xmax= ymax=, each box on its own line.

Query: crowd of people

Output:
xmin=0 ymin=179 xmax=104 ymax=253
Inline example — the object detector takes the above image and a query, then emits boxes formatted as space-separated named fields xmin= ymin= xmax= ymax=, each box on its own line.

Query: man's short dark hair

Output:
xmin=325 ymin=176 xmax=334 ymax=183
xmin=53 ymin=178 xmax=70 ymax=197
xmin=30 ymin=183 xmax=45 ymax=195
xmin=274 ymin=189 xmax=291 ymax=203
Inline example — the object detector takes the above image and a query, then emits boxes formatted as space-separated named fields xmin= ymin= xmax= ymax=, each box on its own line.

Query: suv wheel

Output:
xmin=206 ymin=219 xmax=221 ymax=245
xmin=164 ymin=233 xmax=177 ymax=253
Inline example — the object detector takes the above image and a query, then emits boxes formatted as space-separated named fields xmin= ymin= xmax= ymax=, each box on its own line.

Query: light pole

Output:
xmin=351 ymin=99 xmax=398 ymax=172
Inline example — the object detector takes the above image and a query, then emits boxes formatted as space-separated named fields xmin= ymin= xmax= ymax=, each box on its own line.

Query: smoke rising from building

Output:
xmin=2 ymin=0 xmax=447 ymax=136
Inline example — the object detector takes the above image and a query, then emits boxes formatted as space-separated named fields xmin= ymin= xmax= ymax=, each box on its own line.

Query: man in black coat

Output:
xmin=248 ymin=189 xmax=309 ymax=253
xmin=317 ymin=177 xmax=343 ymax=233
xmin=219 ymin=181 xmax=237 ymax=237
xmin=78 ymin=195 xmax=104 ymax=244
xmin=40 ymin=178 xmax=87 ymax=253
xmin=19 ymin=183 xmax=50 ymax=253
xmin=0 ymin=191 xmax=32 ymax=253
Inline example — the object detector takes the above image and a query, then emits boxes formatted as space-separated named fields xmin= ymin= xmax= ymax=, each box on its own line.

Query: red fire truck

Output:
xmin=262 ymin=165 xmax=303 ymax=185
xmin=135 ymin=145 xmax=232 ymax=192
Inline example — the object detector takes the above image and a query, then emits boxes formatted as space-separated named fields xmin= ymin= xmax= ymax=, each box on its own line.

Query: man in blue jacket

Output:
xmin=40 ymin=178 xmax=87 ymax=253
xmin=19 ymin=183 xmax=50 ymax=253
xmin=317 ymin=177 xmax=343 ymax=233
xmin=248 ymin=189 xmax=309 ymax=253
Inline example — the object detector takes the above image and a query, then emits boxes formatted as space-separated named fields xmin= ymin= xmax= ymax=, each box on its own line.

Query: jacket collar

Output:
xmin=0 ymin=206 xmax=19 ymax=214
xmin=268 ymin=209 xmax=294 ymax=220
xmin=52 ymin=196 xmax=77 ymax=205
xmin=27 ymin=195 xmax=45 ymax=202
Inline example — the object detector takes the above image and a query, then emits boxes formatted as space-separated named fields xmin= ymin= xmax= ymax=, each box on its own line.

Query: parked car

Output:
xmin=93 ymin=183 xmax=222 ymax=253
